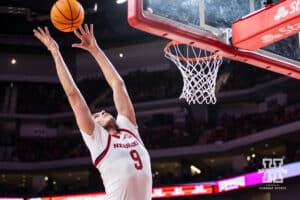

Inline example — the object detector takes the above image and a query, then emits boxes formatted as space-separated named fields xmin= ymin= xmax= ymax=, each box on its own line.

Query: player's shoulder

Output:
xmin=116 ymin=114 xmax=138 ymax=130
xmin=80 ymin=123 xmax=108 ymax=145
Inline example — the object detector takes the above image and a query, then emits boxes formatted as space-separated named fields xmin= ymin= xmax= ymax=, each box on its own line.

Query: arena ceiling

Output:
xmin=0 ymin=0 xmax=160 ymax=52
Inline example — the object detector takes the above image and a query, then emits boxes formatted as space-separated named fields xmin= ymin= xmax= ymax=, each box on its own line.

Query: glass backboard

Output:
xmin=128 ymin=0 xmax=300 ymax=79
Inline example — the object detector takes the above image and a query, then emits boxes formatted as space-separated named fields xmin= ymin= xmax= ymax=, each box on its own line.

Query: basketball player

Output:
xmin=33 ymin=24 xmax=152 ymax=200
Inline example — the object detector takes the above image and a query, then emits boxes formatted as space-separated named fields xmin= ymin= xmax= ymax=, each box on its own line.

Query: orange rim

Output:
xmin=164 ymin=41 xmax=222 ymax=62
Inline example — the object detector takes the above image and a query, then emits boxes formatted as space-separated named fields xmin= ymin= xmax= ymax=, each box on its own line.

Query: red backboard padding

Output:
xmin=233 ymin=0 xmax=300 ymax=50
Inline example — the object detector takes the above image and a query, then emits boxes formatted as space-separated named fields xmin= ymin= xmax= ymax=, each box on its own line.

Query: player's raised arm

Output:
xmin=33 ymin=27 xmax=95 ymax=135
xmin=72 ymin=24 xmax=137 ymax=126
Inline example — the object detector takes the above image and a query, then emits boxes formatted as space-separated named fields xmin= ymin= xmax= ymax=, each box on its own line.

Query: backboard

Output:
xmin=128 ymin=0 xmax=300 ymax=79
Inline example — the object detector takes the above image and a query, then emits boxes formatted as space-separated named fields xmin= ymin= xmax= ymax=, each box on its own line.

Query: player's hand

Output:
xmin=72 ymin=24 xmax=98 ymax=52
xmin=33 ymin=27 xmax=59 ymax=52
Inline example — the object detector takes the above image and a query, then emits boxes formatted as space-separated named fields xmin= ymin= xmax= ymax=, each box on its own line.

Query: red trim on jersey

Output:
xmin=118 ymin=128 xmax=144 ymax=147
xmin=111 ymin=134 xmax=120 ymax=139
xmin=94 ymin=134 xmax=111 ymax=167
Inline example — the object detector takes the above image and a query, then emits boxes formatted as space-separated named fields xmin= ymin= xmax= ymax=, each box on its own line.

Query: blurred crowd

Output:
xmin=207 ymin=106 xmax=300 ymax=144
xmin=0 ymin=64 xmax=280 ymax=114
xmin=220 ymin=62 xmax=282 ymax=91
xmin=2 ymin=69 xmax=182 ymax=114
xmin=0 ymin=105 xmax=299 ymax=162
xmin=1 ymin=150 xmax=299 ymax=197
xmin=0 ymin=65 xmax=297 ymax=197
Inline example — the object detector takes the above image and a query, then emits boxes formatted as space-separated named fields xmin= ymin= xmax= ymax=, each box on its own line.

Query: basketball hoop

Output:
xmin=164 ymin=41 xmax=223 ymax=104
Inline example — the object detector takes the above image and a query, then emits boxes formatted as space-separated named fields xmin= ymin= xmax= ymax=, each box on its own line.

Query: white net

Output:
xmin=164 ymin=41 xmax=223 ymax=104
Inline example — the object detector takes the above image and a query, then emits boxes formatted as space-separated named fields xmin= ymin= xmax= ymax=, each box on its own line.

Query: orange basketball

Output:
xmin=50 ymin=0 xmax=84 ymax=32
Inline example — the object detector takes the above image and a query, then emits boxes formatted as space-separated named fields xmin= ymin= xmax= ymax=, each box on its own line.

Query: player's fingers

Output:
xmin=90 ymin=24 xmax=94 ymax=36
xmin=71 ymin=43 xmax=82 ymax=48
xmin=73 ymin=30 xmax=82 ymax=39
xmin=37 ymin=27 xmax=45 ymax=36
xmin=33 ymin=28 xmax=41 ymax=35
xmin=37 ymin=27 xmax=43 ymax=34
xmin=84 ymin=24 xmax=89 ymax=34
xmin=33 ymin=33 xmax=41 ymax=39
xmin=33 ymin=29 xmax=42 ymax=39
xmin=33 ymin=29 xmax=38 ymax=34
xmin=79 ymin=25 xmax=85 ymax=35
xmin=44 ymin=26 xmax=50 ymax=36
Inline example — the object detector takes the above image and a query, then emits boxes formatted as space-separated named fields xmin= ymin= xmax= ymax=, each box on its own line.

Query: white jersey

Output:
xmin=80 ymin=115 xmax=152 ymax=200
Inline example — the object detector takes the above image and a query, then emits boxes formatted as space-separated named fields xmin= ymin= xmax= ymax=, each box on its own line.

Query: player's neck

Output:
xmin=107 ymin=127 xmax=119 ymax=135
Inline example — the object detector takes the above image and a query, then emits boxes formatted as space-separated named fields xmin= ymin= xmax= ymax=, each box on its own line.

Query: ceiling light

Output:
xmin=190 ymin=165 xmax=201 ymax=175
xmin=11 ymin=58 xmax=16 ymax=65
xmin=116 ymin=0 xmax=127 ymax=4
xmin=247 ymin=156 xmax=251 ymax=161
xmin=44 ymin=176 xmax=48 ymax=181
xmin=119 ymin=53 xmax=124 ymax=58
xmin=251 ymin=153 xmax=256 ymax=158
xmin=93 ymin=3 xmax=98 ymax=12
xmin=265 ymin=143 xmax=269 ymax=148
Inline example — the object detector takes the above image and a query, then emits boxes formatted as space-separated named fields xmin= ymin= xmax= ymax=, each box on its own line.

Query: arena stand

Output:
xmin=1 ymin=66 xmax=300 ymax=198
xmin=2 ymin=62 xmax=283 ymax=114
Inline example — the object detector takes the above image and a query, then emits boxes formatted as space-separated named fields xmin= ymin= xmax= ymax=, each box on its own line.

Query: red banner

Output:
xmin=26 ymin=184 xmax=213 ymax=200
xmin=152 ymin=184 xmax=213 ymax=198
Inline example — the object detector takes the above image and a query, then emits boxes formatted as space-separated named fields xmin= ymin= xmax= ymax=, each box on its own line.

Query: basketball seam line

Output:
xmin=52 ymin=24 xmax=74 ymax=31
xmin=51 ymin=18 xmax=75 ymax=31
xmin=52 ymin=15 xmax=82 ymax=24
xmin=73 ymin=5 xmax=82 ymax=21
xmin=54 ymin=2 xmax=72 ymax=21
xmin=66 ymin=0 xmax=73 ymax=32
xmin=51 ymin=18 xmax=81 ymax=27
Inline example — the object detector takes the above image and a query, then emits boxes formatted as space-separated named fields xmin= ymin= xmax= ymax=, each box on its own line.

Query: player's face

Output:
xmin=93 ymin=110 xmax=116 ymax=129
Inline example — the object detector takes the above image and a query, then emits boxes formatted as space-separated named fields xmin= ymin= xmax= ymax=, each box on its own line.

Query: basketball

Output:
xmin=50 ymin=0 xmax=84 ymax=32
